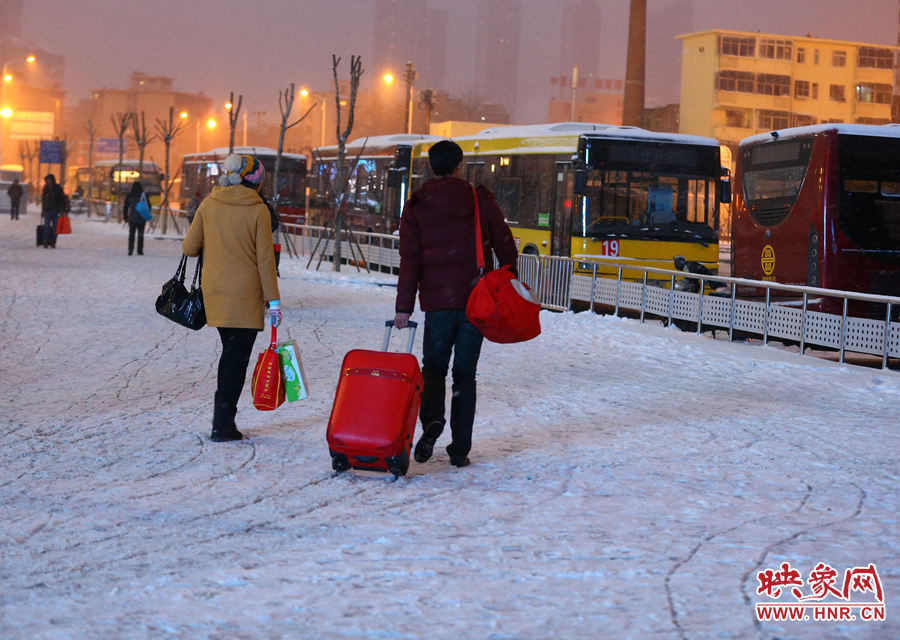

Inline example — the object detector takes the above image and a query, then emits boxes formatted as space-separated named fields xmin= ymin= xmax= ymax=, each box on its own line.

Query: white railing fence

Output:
xmin=280 ymin=224 xmax=900 ymax=368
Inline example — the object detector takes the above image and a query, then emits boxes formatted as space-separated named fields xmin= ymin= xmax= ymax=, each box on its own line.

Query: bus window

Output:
xmin=517 ymin=156 xmax=555 ymax=228
xmin=838 ymin=134 xmax=900 ymax=255
xmin=465 ymin=162 xmax=484 ymax=187
xmin=495 ymin=177 xmax=521 ymax=222
xmin=648 ymin=184 xmax=674 ymax=223
xmin=740 ymin=138 xmax=813 ymax=226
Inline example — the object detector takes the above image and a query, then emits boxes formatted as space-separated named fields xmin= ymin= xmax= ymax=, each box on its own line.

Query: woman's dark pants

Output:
xmin=128 ymin=221 xmax=146 ymax=254
xmin=213 ymin=328 xmax=260 ymax=431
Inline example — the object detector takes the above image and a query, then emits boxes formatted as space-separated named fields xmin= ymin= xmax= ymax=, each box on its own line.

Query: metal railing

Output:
xmin=280 ymin=224 xmax=900 ymax=368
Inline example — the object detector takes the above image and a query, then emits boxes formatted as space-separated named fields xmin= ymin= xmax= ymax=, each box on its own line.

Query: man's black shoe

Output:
xmin=446 ymin=445 xmax=470 ymax=467
xmin=414 ymin=420 xmax=444 ymax=463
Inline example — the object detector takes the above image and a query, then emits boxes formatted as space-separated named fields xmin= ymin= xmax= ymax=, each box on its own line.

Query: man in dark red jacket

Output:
xmin=394 ymin=140 xmax=518 ymax=468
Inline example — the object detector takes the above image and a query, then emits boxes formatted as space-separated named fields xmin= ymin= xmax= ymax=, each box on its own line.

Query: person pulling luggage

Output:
xmin=393 ymin=140 xmax=518 ymax=468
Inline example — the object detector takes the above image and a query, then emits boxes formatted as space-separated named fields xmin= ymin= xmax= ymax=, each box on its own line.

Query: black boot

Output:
xmin=414 ymin=419 xmax=445 ymax=463
xmin=211 ymin=395 xmax=242 ymax=441
xmin=210 ymin=425 xmax=243 ymax=442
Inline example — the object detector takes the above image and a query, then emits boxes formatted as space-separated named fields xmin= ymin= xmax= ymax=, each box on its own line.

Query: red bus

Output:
xmin=732 ymin=124 xmax=900 ymax=318
xmin=181 ymin=146 xmax=307 ymax=225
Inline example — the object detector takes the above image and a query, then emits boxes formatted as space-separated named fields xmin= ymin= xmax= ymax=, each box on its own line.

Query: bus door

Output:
xmin=550 ymin=162 xmax=573 ymax=257
xmin=385 ymin=146 xmax=412 ymax=230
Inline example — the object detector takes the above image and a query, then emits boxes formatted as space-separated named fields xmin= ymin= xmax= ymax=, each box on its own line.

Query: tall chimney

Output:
xmin=623 ymin=0 xmax=647 ymax=127
xmin=895 ymin=0 xmax=899 ymax=121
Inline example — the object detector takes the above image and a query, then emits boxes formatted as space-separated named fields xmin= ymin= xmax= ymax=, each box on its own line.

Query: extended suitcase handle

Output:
xmin=383 ymin=320 xmax=418 ymax=353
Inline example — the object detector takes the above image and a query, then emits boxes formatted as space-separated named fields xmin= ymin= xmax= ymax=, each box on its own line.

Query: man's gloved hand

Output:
xmin=268 ymin=299 xmax=283 ymax=328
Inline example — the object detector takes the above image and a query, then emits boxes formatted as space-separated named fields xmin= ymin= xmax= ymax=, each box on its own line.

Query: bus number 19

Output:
xmin=601 ymin=240 xmax=619 ymax=256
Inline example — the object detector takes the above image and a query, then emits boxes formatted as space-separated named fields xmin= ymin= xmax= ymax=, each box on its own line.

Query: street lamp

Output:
xmin=179 ymin=111 xmax=216 ymax=152
xmin=196 ymin=117 xmax=216 ymax=153
xmin=1 ymin=63 xmax=19 ymax=168
xmin=299 ymin=88 xmax=327 ymax=147
xmin=403 ymin=62 xmax=417 ymax=134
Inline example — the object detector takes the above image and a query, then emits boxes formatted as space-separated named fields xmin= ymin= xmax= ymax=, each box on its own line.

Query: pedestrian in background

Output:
xmin=7 ymin=179 xmax=23 ymax=220
xmin=394 ymin=140 xmax=518 ymax=468
xmin=186 ymin=190 xmax=202 ymax=225
xmin=182 ymin=153 xmax=282 ymax=442
xmin=40 ymin=174 xmax=65 ymax=248
xmin=123 ymin=181 xmax=147 ymax=256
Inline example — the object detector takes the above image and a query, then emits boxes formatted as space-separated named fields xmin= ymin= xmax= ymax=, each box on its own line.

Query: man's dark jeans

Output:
xmin=420 ymin=309 xmax=484 ymax=459
xmin=42 ymin=211 xmax=59 ymax=246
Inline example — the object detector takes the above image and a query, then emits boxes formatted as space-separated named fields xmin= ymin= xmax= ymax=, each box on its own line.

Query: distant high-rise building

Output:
xmin=646 ymin=0 xmax=693 ymax=108
xmin=420 ymin=9 xmax=448 ymax=91
xmin=475 ymin=0 xmax=521 ymax=116
xmin=373 ymin=0 xmax=423 ymax=79
xmin=560 ymin=0 xmax=602 ymax=80
xmin=373 ymin=0 xmax=447 ymax=92
xmin=0 ymin=0 xmax=24 ymax=39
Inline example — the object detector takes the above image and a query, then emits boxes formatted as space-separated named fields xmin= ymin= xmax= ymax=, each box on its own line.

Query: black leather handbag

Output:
xmin=156 ymin=254 xmax=206 ymax=330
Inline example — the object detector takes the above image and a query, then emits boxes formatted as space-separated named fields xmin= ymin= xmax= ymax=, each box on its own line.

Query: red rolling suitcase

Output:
xmin=326 ymin=321 xmax=422 ymax=477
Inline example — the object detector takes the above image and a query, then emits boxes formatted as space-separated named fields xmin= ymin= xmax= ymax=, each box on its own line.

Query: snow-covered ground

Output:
xmin=1 ymin=208 xmax=898 ymax=640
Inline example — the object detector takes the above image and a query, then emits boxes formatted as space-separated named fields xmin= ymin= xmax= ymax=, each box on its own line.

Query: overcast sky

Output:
xmin=21 ymin=0 xmax=899 ymax=123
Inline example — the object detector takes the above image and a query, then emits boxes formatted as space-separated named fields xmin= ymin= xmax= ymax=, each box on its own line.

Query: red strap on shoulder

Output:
xmin=472 ymin=185 xmax=484 ymax=271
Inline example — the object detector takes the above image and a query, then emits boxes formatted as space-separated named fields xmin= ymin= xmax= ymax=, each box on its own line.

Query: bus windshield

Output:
xmin=575 ymin=138 xmax=721 ymax=242
xmin=740 ymin=137 xmax=813 ymax=227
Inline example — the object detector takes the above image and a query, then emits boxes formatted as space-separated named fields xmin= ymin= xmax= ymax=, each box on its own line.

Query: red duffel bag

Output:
xmin=465 ymin=186 xmax=541 ymax=344
xmin=251 ymin=325 xmax=285 ymax=411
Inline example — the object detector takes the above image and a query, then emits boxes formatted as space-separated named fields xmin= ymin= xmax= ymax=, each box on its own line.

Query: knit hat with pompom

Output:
xmin=219 ymin=154 xmax=265 ymax=187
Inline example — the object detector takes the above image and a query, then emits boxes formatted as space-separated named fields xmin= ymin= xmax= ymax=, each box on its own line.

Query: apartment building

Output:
xmin=677 ymin=29 xmax=899 ymax=152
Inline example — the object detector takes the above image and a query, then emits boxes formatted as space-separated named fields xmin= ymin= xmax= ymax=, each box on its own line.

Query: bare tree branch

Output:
xmin=227 ymin=92 xmax=243 ymax=153
xmin=152 ymin=107 xmax=187 ymax=234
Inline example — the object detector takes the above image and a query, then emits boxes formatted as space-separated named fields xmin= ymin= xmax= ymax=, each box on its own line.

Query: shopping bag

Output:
xmin=277 ymin=339 xmax=309 ymax=401
xmin=252 ymin=325 xmax=286 ymax=411
xmin=56 ymin=215 xmax=72 ymax=234
xmin=464 ymin=185 xmax=541 ymax=343
xmin=155 ymin=254 xmax=206 ymax=330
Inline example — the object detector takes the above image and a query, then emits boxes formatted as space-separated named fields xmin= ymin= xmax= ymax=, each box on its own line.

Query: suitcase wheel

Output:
xmin=330 ymin=451 xmax=351 ymax=472
xmin=386 ymin=450 xmax=410 ymax=477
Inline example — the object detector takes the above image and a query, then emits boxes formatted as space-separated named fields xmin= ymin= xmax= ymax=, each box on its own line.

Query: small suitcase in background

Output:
xmin=36 ymin=224 xmax=57 ymax=247
xmin=326 ymin=321 xmax=423 ymax=477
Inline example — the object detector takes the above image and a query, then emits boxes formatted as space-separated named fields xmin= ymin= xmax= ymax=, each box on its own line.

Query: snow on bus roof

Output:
xmin=94 ymin=159 xmax=162 ymax=168
xmin=740 ymin=123 xmax=900 ymax=147
xmin=183 ymin=147 xmax=306 ymax=160
xmin=425 ymin=122 xmax=719 ymax=157
xmin=315 ymin=133 xmax=442 ymax=155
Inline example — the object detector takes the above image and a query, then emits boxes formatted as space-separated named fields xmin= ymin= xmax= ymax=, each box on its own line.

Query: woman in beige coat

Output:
xmin=183 ymin=154 xmax=282 ymax=442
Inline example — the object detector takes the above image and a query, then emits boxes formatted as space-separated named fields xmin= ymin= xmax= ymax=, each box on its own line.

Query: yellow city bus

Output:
xmin=409 ymin=123 xmax=728 ymax=283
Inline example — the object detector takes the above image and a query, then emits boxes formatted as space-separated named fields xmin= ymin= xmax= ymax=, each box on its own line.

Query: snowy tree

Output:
xmin=153 ymin=107 xmax=187 ymax=235
xmin=226 ymin=92 xmax=242 ymax=154
xmin=130 ymin=111 xmax=155 ymax=173
xmin=83 ymin=120 xmax=96 ymax=214
xmin=273 ymin=83 xmax=315 ymax=214
xmin=110 ymin=112 xmax=133 ymax=222
xmin=328 ymin=54 xmax=364 ymax=272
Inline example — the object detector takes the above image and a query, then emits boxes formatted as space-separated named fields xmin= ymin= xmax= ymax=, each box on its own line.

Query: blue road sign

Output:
xmin=97 ymin=137 xmax=123 ymax=154
xmin=39 ymin=140 xmax=63 ymax=164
